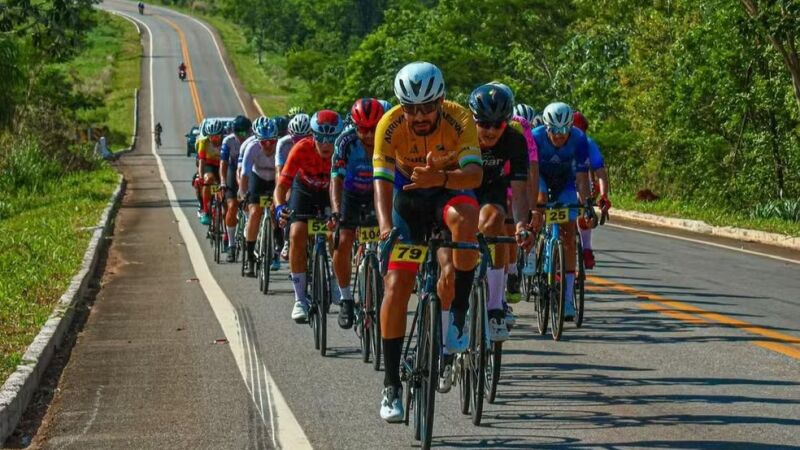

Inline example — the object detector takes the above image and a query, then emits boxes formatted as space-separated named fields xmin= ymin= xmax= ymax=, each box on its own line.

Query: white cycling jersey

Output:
xmin=240 ymin=135 xmax=276 ymax=181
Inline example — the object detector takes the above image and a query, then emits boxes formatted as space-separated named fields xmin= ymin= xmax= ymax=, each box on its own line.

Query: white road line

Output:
xmin=607 ymin=222 xmax=800 ymax=265
xmin=112 ymin=9 xmax=311 ymax=449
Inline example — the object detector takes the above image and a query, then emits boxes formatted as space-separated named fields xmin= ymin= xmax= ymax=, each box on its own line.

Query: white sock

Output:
xmin=580 ymin=228 xmax=592 ymax=250
xmin=487 ymin=268 xmax=504 ymax=312
xmin=339 ymin=285 xmax=352 ymax=301
xmin=291 ymin=272 xmax=306 ymax=302
xmin=226 ymin=226 xmax=236 ymax=245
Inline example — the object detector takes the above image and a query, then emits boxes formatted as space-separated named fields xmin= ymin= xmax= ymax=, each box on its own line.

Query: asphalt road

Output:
xmin=18 ymin=1 xmax=800 ymax=449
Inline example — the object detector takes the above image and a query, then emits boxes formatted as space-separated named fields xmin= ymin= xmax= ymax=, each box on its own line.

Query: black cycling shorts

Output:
xmin=246 ymin=173 xmax=276 ymax=206
xmin=474 ymin=182 xmax=507 ymax=214
xmin=288 ymin=178 xmax=330 ymax=222
xmin=340 ymin=191 xmax=376 ymax=230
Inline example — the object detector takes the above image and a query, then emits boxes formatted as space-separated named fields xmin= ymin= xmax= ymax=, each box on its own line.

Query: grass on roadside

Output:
xmin=0 ymin=11 xmax=140 ymax=382
xmin=614 ymin=190 xmax=800 ymax=237
xmin=60 ymin=13 xmax=142 ymax=152
xmin=0 ymin=167 xmax=119 ymax=381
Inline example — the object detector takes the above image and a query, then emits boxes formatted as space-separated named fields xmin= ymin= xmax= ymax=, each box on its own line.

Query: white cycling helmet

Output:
xmin=288 ymin=113 xmax=311 ymax=137
xmin=513 ymin=103 xmax=537 ymax=123
xmin=542 ymin=102 xmax=573 ymax=132
xmin=393 ymin=61 xmax=445 ymax=105
xmin=203 ymin=119 xmax=225 ymax=136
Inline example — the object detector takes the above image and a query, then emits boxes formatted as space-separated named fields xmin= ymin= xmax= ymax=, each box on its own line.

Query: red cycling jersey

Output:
xmin=278 ymin=137 xmax=331 ymax=191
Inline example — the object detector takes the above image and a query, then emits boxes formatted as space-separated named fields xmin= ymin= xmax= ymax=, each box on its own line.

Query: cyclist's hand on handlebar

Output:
xmin=327 ymin=213 xmax=339 ymax=231
xmin=528 ymin=210 xmax=543 ymax=232
xmin=598 ymin=195 xmax=612 ymax=214
xmin=515 ymin=224 xmax=534 ymax=251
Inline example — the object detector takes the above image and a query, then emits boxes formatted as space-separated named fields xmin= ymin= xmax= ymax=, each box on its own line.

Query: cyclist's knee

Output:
xmin=478 ymin=205 xmax=505 ymax=235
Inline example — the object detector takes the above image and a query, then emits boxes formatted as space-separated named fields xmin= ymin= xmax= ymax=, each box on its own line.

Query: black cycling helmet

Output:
xmin=271 ymin=115 xmax=289 ymax=137
xmin=468 ymin=83 xmax=514 ymax=123
xmin=232 ymin=115 xmax=252 ymax=134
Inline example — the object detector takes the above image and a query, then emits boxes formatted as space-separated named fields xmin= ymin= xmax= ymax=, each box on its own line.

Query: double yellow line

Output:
xmin=588 ymin=275 xmax=800 ymax=360
xmin=159 ymin=15 xmax=204 ymax=124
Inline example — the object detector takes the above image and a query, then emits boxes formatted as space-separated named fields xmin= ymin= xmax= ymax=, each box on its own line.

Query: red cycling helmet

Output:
xmin=351 ymin=98 xmax=385 ymax=129
xmin=572 ymin=111 xmax=589 ymax=132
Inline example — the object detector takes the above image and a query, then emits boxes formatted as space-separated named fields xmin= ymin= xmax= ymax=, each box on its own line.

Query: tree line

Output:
xmin=134 ymin=0 xmax=800 ymax=219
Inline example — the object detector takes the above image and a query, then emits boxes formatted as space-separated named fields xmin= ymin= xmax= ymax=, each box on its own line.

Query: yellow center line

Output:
xmin=158 ymin=15 xmax=204 ymax=124
xmin=588 ymin=274 xmax=800 ymax=359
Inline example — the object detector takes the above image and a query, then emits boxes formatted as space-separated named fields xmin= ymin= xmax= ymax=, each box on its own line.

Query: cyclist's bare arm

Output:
xmin=330 ymin=177 xmax=343 ymax=215
xmin=576 ymin=172 xmax=591 ymax=203
xmin=219 ymin=160 xmax=228 ymax=187
xmin=595 ymin=167 xmax=610 ymax=197
xmin=374 ymin=179 xmax=394 ymax=238
xmin=442 ymin=164 xmax=482 ymax=190
xmin=275 ymin=182 xmax=289 ymax=206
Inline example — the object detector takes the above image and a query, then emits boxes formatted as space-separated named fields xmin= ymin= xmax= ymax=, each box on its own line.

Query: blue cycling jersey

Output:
xmin=332 ymin=128 xmax=373 ymax=195
xmin=532 ymin=126 xmax=590 ymax=194
xmin=220 ymin=134 xmax=241 ymax=168
xmin=587 ymin=136 xmax=605 ymax=170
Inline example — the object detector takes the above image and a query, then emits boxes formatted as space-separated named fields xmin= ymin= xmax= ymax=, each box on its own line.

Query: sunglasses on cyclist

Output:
xmin=258 ymin=138 xmax=277 ymax=146
xmin=476 ymin=120 xmax=506 ymax=130
xmin=356 ymin=125 xmax=377 ymax=135
xmin=546 ymin=125 xmax=571 ymax=135
xmin=401 ymin=101 xmax=439 ymax=116
xmin=313 ymin=133 xmax=337 ymax=144
xmin=236 ymin=131 xmax=249 ymax=138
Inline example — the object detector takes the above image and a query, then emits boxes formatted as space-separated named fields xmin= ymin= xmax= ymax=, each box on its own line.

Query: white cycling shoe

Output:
xmin=380 ymin=386 xmax=404 ymax=423
xmin=489 ymin=316 xmax=510 ymax=342
xmin=291 ymin=300 xmax=308 ymax=322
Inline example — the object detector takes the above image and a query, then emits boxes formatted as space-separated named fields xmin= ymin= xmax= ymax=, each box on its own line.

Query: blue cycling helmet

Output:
xmin=252 ymin=116 xmax=278 ymax=140
xmin=378 ymin=99 xmax=393 ymax=112
xmin=310 ymin=110 xmax=344 ymax=136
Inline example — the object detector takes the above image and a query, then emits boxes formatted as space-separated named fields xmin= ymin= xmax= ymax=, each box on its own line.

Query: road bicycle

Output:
xmin=255 ymin=196 xmax=275 ymax=294
xmin=458 ymin=234 xmax=518 ymax=425
xmin=293 ymin=209 xmax=333 ymax=356
xmin=381 ymin=228 xmax=479 ymax=450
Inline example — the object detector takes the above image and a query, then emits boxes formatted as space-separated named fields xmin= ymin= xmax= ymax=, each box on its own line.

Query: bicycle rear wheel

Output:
xmin=357 ymin=257 xmax=370 ymax=364
xmin=550 ymin=240 xmax=566 ymax=341
xmin=574 ymin=233 xmax=585 ymax=327
xmin=413 ymin=295 xmax=440 ymax=448
xmin=486 ymin=341 xmax=502 ymax=404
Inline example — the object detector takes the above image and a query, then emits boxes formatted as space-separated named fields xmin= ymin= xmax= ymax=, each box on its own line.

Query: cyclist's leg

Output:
xmin=201 ymin=167 xmax=217 ymax=218
xmin=558 ymin=186 xmax=579 ymax=318
xmin=478 ymin=203 xmax=509 ymax=340
xmin=380 ymin=189 xmax=425 ymax=421
xmin=438 ymin=191 xmax=480 ymax=351
xmin=334 ymin=201 xmax=356 ymax=328
xmin=287 ymin=180 xmax=315 ymax=319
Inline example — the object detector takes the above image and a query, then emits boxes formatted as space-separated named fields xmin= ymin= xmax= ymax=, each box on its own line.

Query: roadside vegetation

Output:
xmin=0 ymin=6 xmax=140 ymax=381
xmin=155 ymin=0 xmax=799 ymax=235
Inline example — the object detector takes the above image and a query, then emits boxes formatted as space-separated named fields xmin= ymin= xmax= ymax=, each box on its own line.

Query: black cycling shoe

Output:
xmin=246 ymin=259 xmax=256 ymax=278
xmin=338 ymin=299 xmax=355 ymax=329
xmin=226 ymin=251 xmax=236 ymax=263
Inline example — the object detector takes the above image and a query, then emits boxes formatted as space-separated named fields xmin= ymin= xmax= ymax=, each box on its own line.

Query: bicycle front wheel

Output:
xmin=550 ymin=240 xmax=566 ymax=341
xmin=367 ymin=256 xmax=383 ymax=371
xmin=314 ymin=243 xmax=329 ymax=356
xmin=413 ymin=295 xmax=440 ymax=448
xmin=470 ymin=280 xmax=487 ymax=425
xmin=534 ymin=236 xmax=549 ymax=336
xmin=260 ymin=214 xmax=273 ymax=295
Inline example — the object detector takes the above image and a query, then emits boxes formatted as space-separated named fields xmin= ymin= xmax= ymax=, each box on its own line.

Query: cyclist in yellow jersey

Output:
xmin=374 ymin=62 xmax=483 ymax=422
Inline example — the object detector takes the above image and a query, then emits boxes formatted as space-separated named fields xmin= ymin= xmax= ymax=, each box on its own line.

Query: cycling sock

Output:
xmin=506 ymin=262 xmax=515 ymax=273
xmin=291 ymin=272 xmax=307 ymax=302
xmin=246 ymin=240 xmax=256 ymax=262
xmin=565 ymin=271 xmax=576 ymax=308
xmin=339 ymin=285 xmax=352 ymax=301
xmin=226 ymin=226 xmax=236 ymax=245
xmin=383 ymin=337 xmax=403 ymax=388
xmin=487 ymin=268 xmax=504 ymax=312
xmin=452 ymin=269 xmax=474 ymax=330
xmin=580 ymin=228 xmax=592 ymax=250
xmin=202 ymin=197 xmax=210 ymax=214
